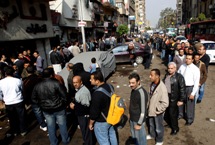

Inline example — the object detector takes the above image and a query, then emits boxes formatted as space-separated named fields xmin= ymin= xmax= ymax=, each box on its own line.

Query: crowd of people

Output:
xmin=0 ymin=32 xmax=211 ymax=145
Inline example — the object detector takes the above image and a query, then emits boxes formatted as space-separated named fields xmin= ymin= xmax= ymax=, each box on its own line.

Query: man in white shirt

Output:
xmin=0 ymin=67 xmax=27 ymax=136
xmin=71 ymin=41 xmax=81 ymax=57
xmin=178 ymin=54 xmax=200 ymax=126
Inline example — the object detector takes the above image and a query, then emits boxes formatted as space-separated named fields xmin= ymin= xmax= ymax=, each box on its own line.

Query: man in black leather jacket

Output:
xmin=32 ymin=68 xmax=70 ymax=145
xmin=163 ymin=62 xmax=186 ymax=135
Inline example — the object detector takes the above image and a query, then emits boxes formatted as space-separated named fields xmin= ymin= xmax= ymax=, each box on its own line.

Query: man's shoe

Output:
xmin=197 ymin=100 xmax=201 ymax=104
xmin=40 ymin=126 xmax=47 ymax=132
xmin=146 ymin=134 xmax=154 ymax=140
xmin=170 ymin=129 xmax=179 ymax=135
xmin=155 ymin=142 xmax=163 ymax=145
xmin=21 ymin=131 xmax=27 ymax=136
xmin=185 ymin=122 xmax=193 ymax=126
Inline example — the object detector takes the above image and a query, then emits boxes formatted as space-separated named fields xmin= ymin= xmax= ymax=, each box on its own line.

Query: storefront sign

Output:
xmin=26 ymin=24 xmax=47 ymax=34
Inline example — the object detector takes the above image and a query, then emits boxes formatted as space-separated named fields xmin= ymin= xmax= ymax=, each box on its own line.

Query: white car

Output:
xmin=175 ymin=35 xmax=188 ymax=43
xmin=200 ymin=40 xmax=215 ymax=63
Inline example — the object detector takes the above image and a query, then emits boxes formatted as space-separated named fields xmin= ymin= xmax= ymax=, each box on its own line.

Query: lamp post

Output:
xmin=79 ymin=0 xmax=86 ymax=52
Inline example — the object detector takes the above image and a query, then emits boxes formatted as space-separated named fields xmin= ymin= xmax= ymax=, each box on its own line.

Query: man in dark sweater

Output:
xmin=89 ymin=71 xmax=117 ymax=145
xmin=70 ymin=75 xmax=94 ymax=145
xmin=128 ymin=73 xmax=148 ymax=145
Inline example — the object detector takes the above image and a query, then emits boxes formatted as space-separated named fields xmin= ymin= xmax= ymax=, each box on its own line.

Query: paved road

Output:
xmin=0 ymin=50 xmax=215 ymax=145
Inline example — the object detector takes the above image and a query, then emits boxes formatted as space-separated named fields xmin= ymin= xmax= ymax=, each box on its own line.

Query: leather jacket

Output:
xmin=32 ymin=78 xmax=67 ymax=113
xmin=163 ymin=72 xmax=186 ymax=102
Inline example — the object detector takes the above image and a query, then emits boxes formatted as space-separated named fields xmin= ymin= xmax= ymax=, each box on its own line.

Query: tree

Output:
xmin=198 ymin=13 xmax=207 ymax=21
xmin=145 ymin=27 xmax=151 ymax=30
xmin=158 ymin=7 xmax=176 ymax=29
xmin=116 ymin=24 xmax=129 ymax=36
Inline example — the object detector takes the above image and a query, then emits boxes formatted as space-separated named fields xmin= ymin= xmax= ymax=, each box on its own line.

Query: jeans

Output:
xmin=156 ymin=43 xmax=160 ymax=51
xmin=148 ymin=113 xmax=164 ymax=143
xmin=43 ymin=109 xmax=70 ymax=145
xmin=94 ymin=122 xmax=117 ymax=145
xmin=196 ymin=83 xmax=205 ymax=102
xmin=168 ymin=54 xmax=174 ymax=63
xmin=161 ymin=50 xmax=166 ymax=59
xmin=5 ymin=101 xmax=27 ymax=134
xmin=130 ymin=120 xmax=147 ymax=145
xmin=32 ymin=104 xmax=46 ymax=127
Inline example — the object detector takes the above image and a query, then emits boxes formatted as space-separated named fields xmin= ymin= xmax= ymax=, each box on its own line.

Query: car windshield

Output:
xmin=203 ymin=43 xmax=215 ymax=50
xmin=176 ymin=36 xmax=186 ymax=40
xmin=112 ymin=45 xmax=128 ymax=53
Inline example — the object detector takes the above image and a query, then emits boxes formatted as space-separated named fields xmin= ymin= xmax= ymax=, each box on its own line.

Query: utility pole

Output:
xmin=79 ymin=0 xmax=86 ymax=52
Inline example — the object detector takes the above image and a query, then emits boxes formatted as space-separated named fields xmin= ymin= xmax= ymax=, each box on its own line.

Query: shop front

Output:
xmin=0 ymin=0 xmax=54 ymax=66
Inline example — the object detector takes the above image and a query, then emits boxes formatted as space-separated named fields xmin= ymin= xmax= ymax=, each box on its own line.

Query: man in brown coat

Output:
xmin=193 ymin=53 xmax=207 ymax=104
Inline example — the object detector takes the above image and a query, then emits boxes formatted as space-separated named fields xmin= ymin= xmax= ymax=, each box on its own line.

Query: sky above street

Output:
xmin=146 ymin=0 xmax=176 ymax=27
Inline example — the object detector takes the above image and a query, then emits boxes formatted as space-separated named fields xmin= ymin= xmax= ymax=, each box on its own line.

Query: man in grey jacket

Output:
xmin=147 ymin=69 xmax=169 ymax=145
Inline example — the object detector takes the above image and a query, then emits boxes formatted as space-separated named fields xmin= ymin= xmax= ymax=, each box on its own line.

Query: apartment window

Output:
xmin=116 ymin=3 xmax=122 ymax=8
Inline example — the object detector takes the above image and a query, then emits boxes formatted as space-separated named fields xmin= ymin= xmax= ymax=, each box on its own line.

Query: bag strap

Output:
xmin=95 ymin=84 xmax=114 ymax=97
xmin=94 ymin=84 xmax=114 ymax=120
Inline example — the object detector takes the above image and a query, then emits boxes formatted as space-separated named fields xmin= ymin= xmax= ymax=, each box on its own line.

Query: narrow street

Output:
xmin=0 ymin=50 xmax=215 ymax=145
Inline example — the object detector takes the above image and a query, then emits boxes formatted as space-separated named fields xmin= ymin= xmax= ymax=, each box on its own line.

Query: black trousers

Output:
xmin=164 ymin=100 xmax=179 ymax=131
xmin=5 ymin=101 xmax=27 ymax=134
xmin=77 ymin=116 xmax=96 ymax=145
xmin=144 ymin=54 xmax=152 ymax=69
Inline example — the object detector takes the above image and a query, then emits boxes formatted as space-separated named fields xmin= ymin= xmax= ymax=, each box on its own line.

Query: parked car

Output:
xmin=58 ymin=51 xmax=116 ymax=90
xmin=175 ymin=35 xmax=188 ymax=43
xmin=200 ymin=40 xmax=215 ymax=63
xmin=110 ymin=42 xmax=145 ymax=64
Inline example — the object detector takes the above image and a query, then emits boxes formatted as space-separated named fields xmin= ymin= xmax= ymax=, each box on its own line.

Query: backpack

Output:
xmin=95 ymin=84 xmax=126 ymax=125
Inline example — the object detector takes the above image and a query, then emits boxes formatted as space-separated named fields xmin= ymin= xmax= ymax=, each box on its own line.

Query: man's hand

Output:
xmin=69 ymin=102 xmax=75 ymax=109
xmin=134 ymin=125 xmax=141 ymax=130
xmin=189 ymin=95 xmax=195 ymax=100
xmin=177 ymin=101 xmax=183 ymax=106
xmin=89 ymin=119 xmax=95 ymax=130
xmin=89 ymin=124 xmax=94 ymax=130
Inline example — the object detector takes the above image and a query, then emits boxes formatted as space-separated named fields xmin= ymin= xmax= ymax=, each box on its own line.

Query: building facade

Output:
xmin=50 ymin=0 xmax=119 ymax=44
xmin=115 ymin=0 xmax=128 ymax=25
xmin=135 ymin=0 xmax=145 ymax=32
xmin=0 ymin=0 xmax=54 ymax=66
xmin=182 ymin=0 xmax=215 ymax=24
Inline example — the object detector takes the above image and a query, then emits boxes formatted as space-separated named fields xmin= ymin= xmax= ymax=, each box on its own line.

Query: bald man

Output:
xmin=70 ymin=76 xmax=94 ymax=145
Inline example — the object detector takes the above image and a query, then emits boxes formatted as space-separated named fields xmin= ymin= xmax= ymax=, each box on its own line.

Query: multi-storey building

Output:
xmin=182 ymin=0 xmax=215 ymax=24
xmin=135 ymin=0 xmax=145 ymax=32
xmin=176 ymin=0 xmax=183 ymax=24
xmin=115 ymin=0 xmax=128 ymax=25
